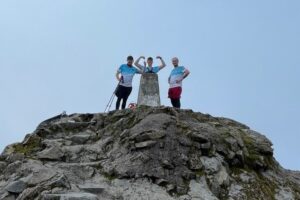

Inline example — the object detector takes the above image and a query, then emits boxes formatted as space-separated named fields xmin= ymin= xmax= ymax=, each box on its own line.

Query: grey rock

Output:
xmin=200 ymin=142 xmax=211 ymax=150
xmin=155 ymin=178 xmax=169 ymax=186
xmin=239 ymin=172 xmax=254 ymax=183
xmin=37 ymin=145 xmax=64 ymax=160
xmin=227 ymin=150 xmax=236 ymax=160
xmin=225 ymin=137 xmax=240 ymax=152
xmin=188 ymin=132 xmax=208 ymax=143
xmin=67 ymin=132 xmax=96 ymax=144
xmin=69 ymin=133 xmax=91 ymax=144
xmin=5 ymin=180 xmax=26 ymax=194
xmin=217 ymin=117 xmax=249 ymax=129
xmin=57 ymin=164 xmax=95 ymax=183
xmin=0 ymin=193 xmax=16 ymax=200
xmin=120 ymin=129 xmax=129 ymax=138
xmin=228 ymin=184 xmax=246 ymax=199
xmin=0 ymin=161 xmax=7 ymax=172
xmin=1 ymin=143 xmax=17 ymax=157
xmin=6 ymin=153 xmax=24 ymax=163
xmin=275 ymin=187 xmax=295 ymax=200
xmin=135 ymin=140 xmax=157 ymax=149
xmin=47 ymin=174 xmax=71 ymax=189
xmin=110 ymin=178 xmax=175 ymax=200
xmin=242 ymin=129 xmax=273 ymax=155
xmin=16 ymin=185 xmax=43 ymax=200
xmin=178 ymin=195 xmax=191 ymax=200
xmin=166 ymin=184 xmax=176 ymax=192
xmin=178 ymin=137 xmax=192 ymax=147
xmin=3 ymin=161 xmax=22 ymax=178
xmin=135 ymin=131 xmax=166 ymax=142
xmin=188 ymin=178 xmax=218 ymax=200
xmin=188 ymin=154 xmax=203 ymax=170
xmin=43 ymin=192 xmax=99 ymax=200
xmin=78 ymin=184 xmax=105 ymax=194
xmin=210 ymin=166 xmax=230 ymax=197
xmin=162 ymin=159 xmax=175 ymax=169
xmin=200 ymin=156 xmax=222 ymax=174
xmin=214 ymin=166 xmax=230 ymax=186
xmin=26 ymin=168 xmax=57 ymax=186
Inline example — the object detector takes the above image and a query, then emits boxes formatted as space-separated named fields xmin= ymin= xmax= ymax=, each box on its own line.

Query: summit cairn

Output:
xmin=137 ymin=73 xmax=161 ymax=107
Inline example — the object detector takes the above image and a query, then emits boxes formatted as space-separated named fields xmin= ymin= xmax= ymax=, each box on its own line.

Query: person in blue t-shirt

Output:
xmin=115 ymin=56 xmax=142 ymax=110
xmin=134 ymin=56 xmax=166 ymax=73
xmin=168 ymin=57 xmax=190 ymax=108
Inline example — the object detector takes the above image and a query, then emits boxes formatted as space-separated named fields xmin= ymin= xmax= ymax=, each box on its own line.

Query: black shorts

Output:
xmin=115 ymin=85 xmax=132 ymax=99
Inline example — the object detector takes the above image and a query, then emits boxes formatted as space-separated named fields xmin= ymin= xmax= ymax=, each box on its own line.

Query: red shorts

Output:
xmin=168 ymin=87 xmax=182 ymax=99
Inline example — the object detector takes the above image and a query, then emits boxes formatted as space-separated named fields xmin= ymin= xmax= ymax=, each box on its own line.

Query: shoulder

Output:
xmin=119 ymin=64 xmax=126 ymax=69
xmin=153 ymin=66 xmax=160 ymax=73
xmin=180 ymin=66 xmax=186 ymax=71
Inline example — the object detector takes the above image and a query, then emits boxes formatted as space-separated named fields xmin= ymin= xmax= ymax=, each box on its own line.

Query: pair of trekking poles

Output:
xmin=104 ymin=80 xmax=121 ymax=113
xmin=104 ymin=67 xmax=148 ymax=113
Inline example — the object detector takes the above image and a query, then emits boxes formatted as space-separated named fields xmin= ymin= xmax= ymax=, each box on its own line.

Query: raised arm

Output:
xmin=134 ymin=56 xmax=145 ymax=70
xmin=156 ymin=56 xmax=166 ymax=70
xmin=133 ymin=66 xmax=144 ymax=74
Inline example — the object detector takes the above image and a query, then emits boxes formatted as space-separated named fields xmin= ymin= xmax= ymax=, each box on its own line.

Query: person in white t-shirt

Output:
xmin=168 ymin=57 xmax=190 ymax=108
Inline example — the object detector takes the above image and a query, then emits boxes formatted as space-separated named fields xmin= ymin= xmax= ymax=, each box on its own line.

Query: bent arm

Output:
xmin=176 ymin=69 xmax=190 ymax=83
xmin=157 ymin=56 xmax=166 ymax=70
xmin=132 ymin=66 xmax=143 ymax=74
xmin=134 ymin=56 xmax=145 ymax=70
xmin=183 ymin=69 xmax=190 ymax=79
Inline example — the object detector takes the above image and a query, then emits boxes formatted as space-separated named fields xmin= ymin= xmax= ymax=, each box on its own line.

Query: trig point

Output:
xmin=137 ymin=73 xmax=161 ymax=107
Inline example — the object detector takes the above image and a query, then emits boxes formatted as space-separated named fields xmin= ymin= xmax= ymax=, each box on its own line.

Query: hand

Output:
xmin=176 ymin=78 xmax=183 ymax=84
xmin=156 ymin=56 xmax=162 ymax=59
xmin=117 ymin=76 xmax=122 ymax=82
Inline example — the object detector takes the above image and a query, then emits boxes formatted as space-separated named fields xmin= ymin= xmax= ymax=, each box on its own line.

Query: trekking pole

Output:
xmin=104 ymin=91 xmax=115 ymax=113
xmin=104 ymin=80 xmax=121 ymax=113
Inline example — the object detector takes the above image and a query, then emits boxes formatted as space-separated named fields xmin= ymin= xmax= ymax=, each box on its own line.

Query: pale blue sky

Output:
xmin=0 ymin=0 xmax=299 ymax=170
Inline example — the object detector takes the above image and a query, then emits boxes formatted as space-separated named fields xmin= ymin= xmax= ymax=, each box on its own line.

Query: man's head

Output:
xmin=172 ymin=57 xmax=179 ymax=67
xmin=127 ymin=55 xmax=134 ymax=66
xmin=147 ymin=57 xmax=153 ymax=67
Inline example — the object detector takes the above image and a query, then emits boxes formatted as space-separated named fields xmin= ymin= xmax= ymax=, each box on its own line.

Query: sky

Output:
xmin=0 ymin=0 xmax=299 ymax=170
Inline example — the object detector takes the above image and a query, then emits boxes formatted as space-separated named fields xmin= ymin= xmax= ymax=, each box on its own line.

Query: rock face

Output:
xmin=0 ymin=106 xmax=299 ymax=200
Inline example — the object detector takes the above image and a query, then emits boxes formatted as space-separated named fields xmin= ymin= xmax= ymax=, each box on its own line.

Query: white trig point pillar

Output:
xmin=137 ymin=73 xmax=161 ymax=107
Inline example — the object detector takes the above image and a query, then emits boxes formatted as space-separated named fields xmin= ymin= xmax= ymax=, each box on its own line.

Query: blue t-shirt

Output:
xmin=144 ymin=66 xmax=160 ymax=74
xmin=118 ymin=64 xmax=140 ymax=87
xmin=169 ymin=66 xmax=186 ymax=88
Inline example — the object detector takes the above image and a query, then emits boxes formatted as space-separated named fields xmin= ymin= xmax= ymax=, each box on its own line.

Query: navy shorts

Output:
xmin=115 ymin=85 xmax=132 ymax=99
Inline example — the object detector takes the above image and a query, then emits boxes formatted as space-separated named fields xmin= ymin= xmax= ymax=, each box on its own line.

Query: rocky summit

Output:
xmin=0 ymin=106 xmax=299 ymax=200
